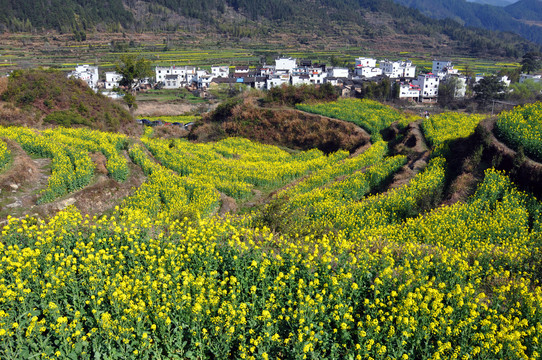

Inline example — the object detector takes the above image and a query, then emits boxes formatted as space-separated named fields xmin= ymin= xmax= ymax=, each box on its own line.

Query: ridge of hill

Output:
xmin=392 ymin=0 xmax=542 ymax=44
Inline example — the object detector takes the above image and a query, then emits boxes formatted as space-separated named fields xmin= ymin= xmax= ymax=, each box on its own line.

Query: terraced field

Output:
xmin=1 ymin=101 xmax=542 ymax=360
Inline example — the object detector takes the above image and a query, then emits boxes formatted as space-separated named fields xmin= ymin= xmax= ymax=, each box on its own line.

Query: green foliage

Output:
xmin=44 ymin=110 xmax=91 ymax=127
xmin=507 ymin=79 xmax=542 ymax=102
xmin=473 ymin=75 xmax=507 ymax=106
xmin=265 ymin=83 xmax=339 ymax=106
xmin=296 ymin=98 xmax=413 ymax=137
xmin=1 ymin=69 xmax=132 ymax=132
xmin=521 ymin=51 xmax=542 ymax=74
xmin=115 ymin=55 xmax=153 ymax=93
xmin=496 ymin=101 xmax=542 ymax=162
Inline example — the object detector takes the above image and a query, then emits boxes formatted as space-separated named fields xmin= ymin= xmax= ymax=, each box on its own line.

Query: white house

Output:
xmin=325 ymin=77 xmax=340 ymax=86
xmin=155 ymin=66 xmax=196 ymax=88
xmin=308 ymin=67 xmax=327 ymax=84
xmin=254 ymin=77 xmax=267 ymax=90
xmin=398 ymin=83 xmax=421 ymax=101
xmin=211 ymin=66 xmax=229 ymax=78
xmin=275 ymin=58 xmax=297 ymax=73
xmin=105 ymin=72 xmax=122 ymax=90
xmin=432 ymin=60 xmax=453 ymax=74
xmin=291 ymin=74 xmax=311 ymax=86
xmin=234 ymin=66 xmax=250 ymax=75
xmin=355 ymin=57 xmax=377 ymax=68
xmin=259 ymin=65 xmax=275 ymax=76
xmin=330 ymin=67 xmax=349 ymax=78
xmin=413 ymin=73 xmax=440 ymax=101
xmin=68 ymin=64 xmax=99 ymax=91
xmin=197 ymin=74 xmax=215 ymax=89
xmin=441 ymin=75 xmax=467 ymax=98
xmin=267 ymin=74 xmax=290 ymax=89
xmin=164 ymin=74 xmax=182 ymax=89
xmin=380 ymin=60 xmax=416 ymax=79
xmin=355 ymin=67 xmax=383 ymax=78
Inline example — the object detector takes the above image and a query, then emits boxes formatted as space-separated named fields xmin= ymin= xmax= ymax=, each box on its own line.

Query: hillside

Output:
xmin=392 ymin=0 xmax=542 ymax=44
xmin=507 ymin=0 xmax=542 ymax=22
xmin=0 ymin=0 xmax=539 ymax=57
xmin=0 ymin=70 xmax=135 ymax=133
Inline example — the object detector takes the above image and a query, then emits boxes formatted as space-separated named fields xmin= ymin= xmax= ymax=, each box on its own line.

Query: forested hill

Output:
xmin=0 ymin=0 xmax=133 ymax=32
xmin=0 ymin=0 xmax=540 ymax=56
xmin=391 ymin=0 xmax=542 ymax=45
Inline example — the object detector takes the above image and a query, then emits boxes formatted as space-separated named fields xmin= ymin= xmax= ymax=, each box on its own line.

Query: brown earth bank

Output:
xmin=477 ymin=118 xmax=542 ymax=198
xmin=189 ymin=100 xmax=370 ymax=154
xmin=0 ymin=144 xmax=147 ymax=223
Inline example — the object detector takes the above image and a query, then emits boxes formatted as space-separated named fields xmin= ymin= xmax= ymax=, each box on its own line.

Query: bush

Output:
xmin=44 ymin=110 xmax=91 ymax=127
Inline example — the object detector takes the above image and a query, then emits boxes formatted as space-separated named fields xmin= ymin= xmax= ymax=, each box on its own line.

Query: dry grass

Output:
xmin=0 ymin=78 xmax=7 ymax=95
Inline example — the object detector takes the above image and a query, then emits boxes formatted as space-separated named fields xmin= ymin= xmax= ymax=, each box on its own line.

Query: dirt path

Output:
xmin=0 ymin=145 xmax=147 ymax=223
xmin=0 ymin=140 xmax=51 ymax=220
xmin=387 ymin=121 xmax=430 ymax=190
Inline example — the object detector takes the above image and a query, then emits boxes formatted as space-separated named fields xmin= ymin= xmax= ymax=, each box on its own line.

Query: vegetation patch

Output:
xmin=1 ymin=69 xmax=132 ymax=132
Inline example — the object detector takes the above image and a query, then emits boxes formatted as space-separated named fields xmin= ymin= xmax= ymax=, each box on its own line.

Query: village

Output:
xmin=68 ymin=56 xmax=541 ymax=103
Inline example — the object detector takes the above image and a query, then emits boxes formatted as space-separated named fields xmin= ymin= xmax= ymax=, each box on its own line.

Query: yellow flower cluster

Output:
xmin=0 ymin=126 xmax=94 ymax=203
xmin=123 ymin=143 xmax=219 ymax=221
xmin=0 ymin=139 xmax=10 ymax=170
xmin=296 ymin=99 xmax=414 ymax=138
xmin=422 ymin=112 xmax=486 ymax=152
xmin=44 ymin=127 xmax=129 ymax=182
xmin=496 ymin=101 xmax=542 ymax=161
xmin=143 ymin=136 xmax=342 ymax=199
xmin=0 ymin=118 xmax=541 ymax=359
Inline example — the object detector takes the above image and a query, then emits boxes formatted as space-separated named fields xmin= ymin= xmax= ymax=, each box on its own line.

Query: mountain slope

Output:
xmin=507 ymin=0 xmax=542 ymax=22
xmin=0 ymin=0 xmax=539 ymax=56
xmin=392 ymin=0 xmax=542 ymax=44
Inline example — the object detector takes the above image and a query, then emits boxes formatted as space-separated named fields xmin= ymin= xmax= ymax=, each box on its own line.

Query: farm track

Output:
xmin=0 ymin=145 xmax=147 ymax=222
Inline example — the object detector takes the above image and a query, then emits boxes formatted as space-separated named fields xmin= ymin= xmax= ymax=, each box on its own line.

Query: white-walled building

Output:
xmin=355 ymin=67 xmax=383 ymax=78
xmin=413 ymin=73 xmax=440 ymax=100
xmin=291 ymin=74 xmax=311 ymax=86
xmin=259 ymin=65 xmax=275 ymax=76
xmin=380 ymin=60 xmax=416 ymax=79
xmin=104 ymin=72 xmax=122 ymax=90
xmin=275 ymin=58 xmax=297 ymax=73
xmin=330 ymin=67 xmax=349 ymax=78
xmin=267 ymin=74 xmax=290 ymax=89
xmin=164 ymin=74 xmax=182 ymax=89
xmin=432 ymin=60 xmax=453 ymax=74
xmin=398 ymin=83 xmax=421 ymax=101
xmin=211 ymin=66 xmax=229 ymax=78
xmin=355 ymin=57 xmax=377 ymax=68
xmin=68 ymin=65 xmax=99 ymax=91
xmin=155 ymin=66 xmax=196 ymax=87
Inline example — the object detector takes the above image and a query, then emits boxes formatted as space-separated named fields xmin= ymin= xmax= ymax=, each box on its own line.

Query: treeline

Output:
xmin=0 ymin=0 xmax=539 ymax=57
xmin=0 ymin=0 xmax=133 ymax=33
xmin=391 ymin=0 xmax=542 ymax=45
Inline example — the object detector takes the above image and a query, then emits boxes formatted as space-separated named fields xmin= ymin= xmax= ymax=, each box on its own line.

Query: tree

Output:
xmin=438 ymin=77 xmax=464 ymax=108
xmin=521 ymin=52 xmax=542 ymax=74
xmin=473 ymin=75 xmax=506 ymax=107
xmin=507 ymin=79 xmax=542 ymax=102
xmin=115 ymin=54 xmax=152 ymax=94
